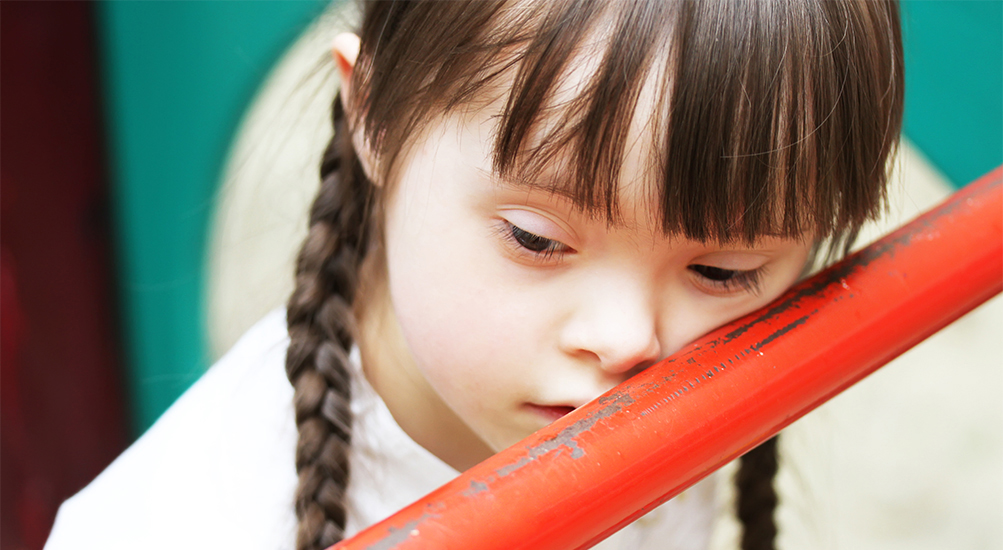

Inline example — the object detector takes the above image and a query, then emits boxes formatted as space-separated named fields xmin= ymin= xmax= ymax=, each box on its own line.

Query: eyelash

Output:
xmin=501 ymin=221 xmax=765 ymax=293
xmin=688 ymin=264 xmax=765 ymax=295
xmin=502 ymin=221 xmax=570 ymax=261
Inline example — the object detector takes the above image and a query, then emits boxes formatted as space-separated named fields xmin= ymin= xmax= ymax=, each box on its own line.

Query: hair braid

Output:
xmin=735 ymin=435 xmax=780 ymax=550
xmin=286 ymin=95 xmax=373 ymax=550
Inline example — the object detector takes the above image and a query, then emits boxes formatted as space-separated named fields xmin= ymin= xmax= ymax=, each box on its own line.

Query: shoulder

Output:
xmin=45 ymin=310 xmax=298 ymax=550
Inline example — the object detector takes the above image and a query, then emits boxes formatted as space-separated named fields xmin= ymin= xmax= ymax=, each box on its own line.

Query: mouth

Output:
xmin=525 ymin=403 xmax=577 ymax=423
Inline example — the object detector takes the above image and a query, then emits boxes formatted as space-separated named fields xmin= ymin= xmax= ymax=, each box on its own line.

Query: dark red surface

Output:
xmin=1 ymin=3 xmax=129 ymax=548
xmin=333 ymin=168 xmax=1002 ymax=550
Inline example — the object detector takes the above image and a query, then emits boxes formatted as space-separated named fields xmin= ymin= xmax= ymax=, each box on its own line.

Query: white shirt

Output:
xmin=46 ymin=310 xmax=716 ymax=549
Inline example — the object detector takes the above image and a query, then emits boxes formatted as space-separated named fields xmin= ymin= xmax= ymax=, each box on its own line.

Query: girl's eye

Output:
xmin=688 ymin=264 xmax=764 ymax=294
xmin=505 ymin=222 xmax=570 ymax=260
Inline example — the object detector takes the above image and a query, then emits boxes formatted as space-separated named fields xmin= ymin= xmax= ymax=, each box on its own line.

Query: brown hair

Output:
xmin=286 ymin=1 xmax=903 ymax=549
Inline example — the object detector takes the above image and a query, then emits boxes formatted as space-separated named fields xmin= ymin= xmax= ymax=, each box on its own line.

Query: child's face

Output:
xmin=371 ymin=106 xmax=812 ymax=469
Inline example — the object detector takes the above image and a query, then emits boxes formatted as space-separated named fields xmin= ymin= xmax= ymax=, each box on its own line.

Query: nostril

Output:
xmin=553 ymin=405 xmax=576 ymax=416
xmin=626 ymin=359 xmax=656 ymax=377
xmin=592 ymin=345 xmax=662 ymax=375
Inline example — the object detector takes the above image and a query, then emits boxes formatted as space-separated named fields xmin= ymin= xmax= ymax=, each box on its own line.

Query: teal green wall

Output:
xmin=901 ymin=0 xmax=1003 ymax=187
xmin=97 ymin=1 xmax=326 ymax=436
xmin=98 ymin=1 xmax=1001 ymax=437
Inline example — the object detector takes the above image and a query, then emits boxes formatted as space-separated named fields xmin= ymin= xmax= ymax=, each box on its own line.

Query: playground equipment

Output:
xmin=332 ymin=168 xmax=1002 ymax=550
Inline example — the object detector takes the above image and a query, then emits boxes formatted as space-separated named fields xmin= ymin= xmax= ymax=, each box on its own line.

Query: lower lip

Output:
xmin=525 ymin=404 xmax=576 ymax=423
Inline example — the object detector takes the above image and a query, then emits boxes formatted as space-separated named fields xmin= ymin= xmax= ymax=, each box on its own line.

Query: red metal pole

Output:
xmin=333 ymin=168 xmax=1003 ymax=550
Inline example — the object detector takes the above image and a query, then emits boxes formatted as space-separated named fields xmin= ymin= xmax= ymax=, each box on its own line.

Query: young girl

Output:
xmin=46 ymin=1 xmax=903 ymax=550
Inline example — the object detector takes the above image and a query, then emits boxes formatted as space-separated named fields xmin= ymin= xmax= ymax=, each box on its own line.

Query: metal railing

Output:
xmin=333 ymin=167 xmax=1002 ymax=550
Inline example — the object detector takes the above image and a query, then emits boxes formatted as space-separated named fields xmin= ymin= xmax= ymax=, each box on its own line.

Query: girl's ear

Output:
xmin=331 ymin=33 xmax=360 ymax=105
xmin=331 ymin=33 xmax=380 ymax=184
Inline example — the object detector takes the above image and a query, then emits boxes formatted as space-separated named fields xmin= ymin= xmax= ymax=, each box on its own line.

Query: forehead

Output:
xmin=520 ymin=28 xmax=669 ymax=209
xmin=475 ymin=5 xmax=675 ymax=231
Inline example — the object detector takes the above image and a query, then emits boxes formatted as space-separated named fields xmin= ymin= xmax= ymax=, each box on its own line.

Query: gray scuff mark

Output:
xmin=659 ymin=371 xmax=680 ymax=385
xmin=495 ymin=393 xmax=636 ymax=478
xmin=629 ymin=379 xmax=666 ymax=398
xmin=494 ymin=456 xmax=532 ymax=477
xmin=463 ymin=480 xmax=489 ymax=496
xmin=365 ymin=514 xmax=437 ymax=550
xmin=750 ymin=315 xmax=809 ymax=351
xmin=694 ymin=176 xmax=1002 ymax=356
xmin=623 ymin=179 xmax=1001 ymax=436
xmin=658 ymin=315 xmax=811 ymax=401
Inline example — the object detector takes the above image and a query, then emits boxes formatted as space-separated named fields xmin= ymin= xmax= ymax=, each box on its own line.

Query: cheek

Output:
xmin=383 ymin=202 xmax=532 ymax=393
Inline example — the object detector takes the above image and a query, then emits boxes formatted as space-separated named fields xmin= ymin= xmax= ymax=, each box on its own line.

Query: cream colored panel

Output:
xmin=206 ymin=5 xmax=357 ymax=361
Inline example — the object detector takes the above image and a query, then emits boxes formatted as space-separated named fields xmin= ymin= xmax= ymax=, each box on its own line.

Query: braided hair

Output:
xmin=285 ymin=95 xmax=374 ymax=550
xmin=737 ymin=436 xmax=781 ymax=550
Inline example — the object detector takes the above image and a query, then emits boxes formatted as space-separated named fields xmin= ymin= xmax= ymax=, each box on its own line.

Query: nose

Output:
xmin=559 ymin=283 xmax=662 ymax=375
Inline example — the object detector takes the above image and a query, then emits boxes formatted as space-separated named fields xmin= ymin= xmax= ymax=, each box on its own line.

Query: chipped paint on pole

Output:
xmin=331 ymin=168 xmax=1003 ymax=550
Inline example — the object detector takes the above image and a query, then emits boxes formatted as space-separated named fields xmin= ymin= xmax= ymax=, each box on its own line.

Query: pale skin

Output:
xmin=332 ymin=34 xmax=812 ymax=472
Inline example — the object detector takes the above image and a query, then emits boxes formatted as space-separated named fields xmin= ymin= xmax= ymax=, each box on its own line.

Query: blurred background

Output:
xmin=1 ymin=1 xmax=1000 ymax=549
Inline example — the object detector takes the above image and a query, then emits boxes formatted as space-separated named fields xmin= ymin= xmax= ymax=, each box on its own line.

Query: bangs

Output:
xmin=354 ymin=0 xmax=903 ymax=244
